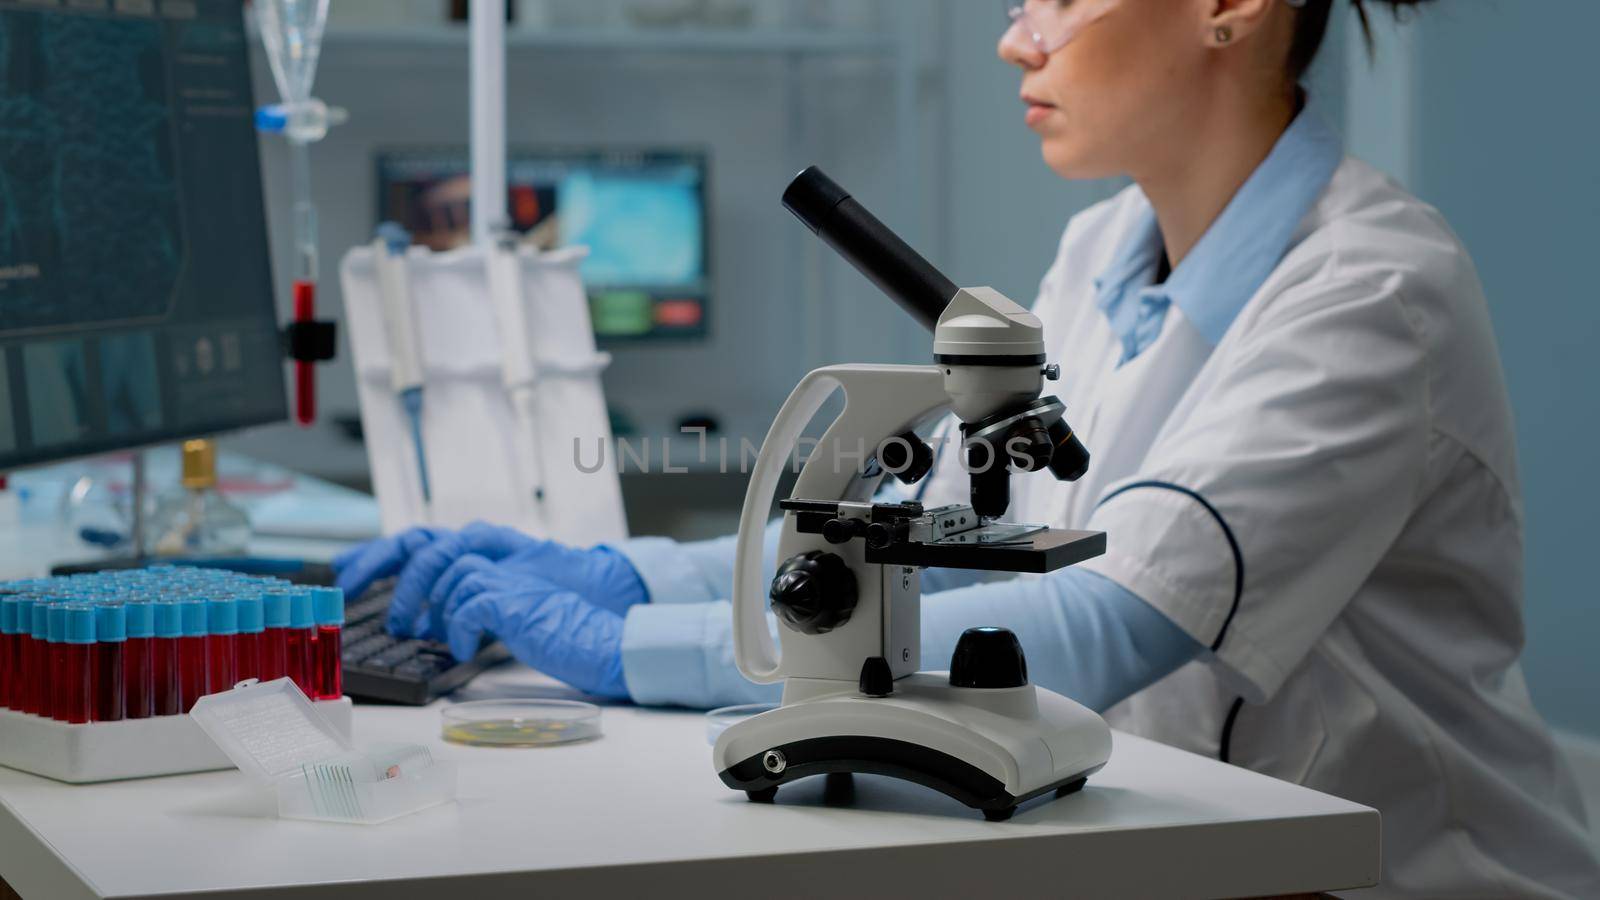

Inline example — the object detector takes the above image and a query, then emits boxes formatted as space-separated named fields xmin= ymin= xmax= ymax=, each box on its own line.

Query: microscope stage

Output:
xmin=867 ymin=527 xmax=1105 ymax=574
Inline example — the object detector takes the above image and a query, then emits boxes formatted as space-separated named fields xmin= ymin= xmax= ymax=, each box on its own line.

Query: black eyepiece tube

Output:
xmin=782 ymin=166 xmax=958 ymax=333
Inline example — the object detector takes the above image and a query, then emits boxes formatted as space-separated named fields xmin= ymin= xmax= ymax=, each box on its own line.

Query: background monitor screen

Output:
xmin=376 ymin=148 xmax=710 ymax=340
xmin=0 ymin=0 xmax=287 ymax=470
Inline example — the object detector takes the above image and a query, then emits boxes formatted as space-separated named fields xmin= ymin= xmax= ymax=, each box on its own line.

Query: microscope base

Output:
xmin=713 ymin=674 xmax=1111 ymax=820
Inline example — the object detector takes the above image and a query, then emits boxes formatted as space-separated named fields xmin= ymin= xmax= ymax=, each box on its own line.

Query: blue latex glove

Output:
xmin=383 ymin=522 xmax=649 ymax=639
xmin=333 ymin=526 xmax=452 ymax=599
xmin=446 ymin=577 xmax=627 ymax=700
xmin=410 ymin=552 xmax=524 ymax=641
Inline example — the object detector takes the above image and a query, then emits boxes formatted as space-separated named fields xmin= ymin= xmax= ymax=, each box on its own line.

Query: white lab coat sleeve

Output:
xmin=1078 ymin=275 xmax=1428 ymax=703
xmin=612 ymin=519 xmax=785 ymax=605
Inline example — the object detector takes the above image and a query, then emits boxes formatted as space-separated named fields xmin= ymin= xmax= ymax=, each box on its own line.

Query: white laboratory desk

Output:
xmin=0 ymin=478 xmax=1379 ymax=899
xmin=0 ymin=664 xmax=1380 ymax=900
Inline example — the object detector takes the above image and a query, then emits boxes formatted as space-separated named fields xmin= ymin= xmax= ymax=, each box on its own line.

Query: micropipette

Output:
xmin=373 ymin=222 xmax=433 ymax=505
xmin=486 ymin=227 xmax=549 ymax=530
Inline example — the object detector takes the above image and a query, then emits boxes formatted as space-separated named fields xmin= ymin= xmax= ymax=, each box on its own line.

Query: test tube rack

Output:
xmin=0 ymin=697 xmax=352 ymax=784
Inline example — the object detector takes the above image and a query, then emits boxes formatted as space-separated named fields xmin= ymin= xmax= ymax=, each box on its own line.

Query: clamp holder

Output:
xmin=281 ymin=319 xmax=338 ymax=364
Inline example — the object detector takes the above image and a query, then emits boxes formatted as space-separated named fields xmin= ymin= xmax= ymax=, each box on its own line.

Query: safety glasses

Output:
xmin=1003 ymin=0 xmax=1310 ymax=56
xmin=1001 ymin=0 xmax=1122 ymax=56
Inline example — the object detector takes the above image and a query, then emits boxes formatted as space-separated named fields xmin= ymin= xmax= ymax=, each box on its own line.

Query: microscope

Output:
xmin=712 ymin=168 xmax=1113 ymax=821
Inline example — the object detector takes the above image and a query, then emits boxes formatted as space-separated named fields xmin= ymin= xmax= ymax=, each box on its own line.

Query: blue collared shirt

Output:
xmin=1095 ymin=108 xmax=1344 ymax=364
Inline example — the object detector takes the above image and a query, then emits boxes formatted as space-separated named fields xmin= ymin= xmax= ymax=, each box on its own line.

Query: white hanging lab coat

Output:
xmin=914 ymin=158 xmax=1600 ymax=897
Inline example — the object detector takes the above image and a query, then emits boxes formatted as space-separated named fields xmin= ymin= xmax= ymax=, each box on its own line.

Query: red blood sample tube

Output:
xmin=260 ymin=590 xmax=291 ymax=682
xmin=206 ymin=597 xmax=238 ymax=694
xmin=20 ymin=599 xmax=38 ymax=713
xmin=293 ymin=280 xmax=317 ymax=426
xmin=310 ymin=587 xmax=344 ymax=701
xmin=235 ymin=593 xmax=264 ymax=683
xmin=285 ymin=589 xmax=315 ymax=697
xmin=9 ymin=597 xmax=31 ymax=712
xmin=0 ymin=595 xmax=16 ymax=710
xmin=93 ymin=604 xmax=126 ymax=722
xmin=0 ymin=596 xmax=18 ymax=710
xmin=152 ymin=601 xmax=184 ymax=716
xmin=25 ymin=600 xmax=47 ymax=716
xmin=178 ymin=599 xmax=209 ymax=713
xmin=123 ymin=600 xmax=155 ymax=719
xmin=47 ymin=603 xmax=69 ymax=721
xmin=60 ymin=606 xmax=95 ymax=725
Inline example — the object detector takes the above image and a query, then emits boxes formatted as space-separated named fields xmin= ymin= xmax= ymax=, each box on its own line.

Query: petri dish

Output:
xmin=705 ymin=703 xmax=777 ymax=746
xmin=441 ymin=699 xmax=602 ymax=747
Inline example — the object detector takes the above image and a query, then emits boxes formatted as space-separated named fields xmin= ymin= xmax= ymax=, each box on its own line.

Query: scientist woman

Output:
xmin=339 ymin=0 xmax=1599 ymax=895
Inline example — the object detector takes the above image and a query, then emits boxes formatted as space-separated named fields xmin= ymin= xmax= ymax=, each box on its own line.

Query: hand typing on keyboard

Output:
xmin=333 ymin=522 xmax=648 ymax=641
xmin=332 ymin=522 xmax=642 ymax=700
xmin=441 ymin=576 xmax=628 ymax=700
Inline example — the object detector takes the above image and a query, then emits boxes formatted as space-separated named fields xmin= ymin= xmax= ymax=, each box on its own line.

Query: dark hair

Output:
xmin=1289 ymin=0 xmax=1436 ymax=79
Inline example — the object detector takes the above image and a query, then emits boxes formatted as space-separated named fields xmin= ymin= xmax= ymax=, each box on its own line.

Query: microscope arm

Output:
xmin=732 ymin=364 xmax=950 ymax=683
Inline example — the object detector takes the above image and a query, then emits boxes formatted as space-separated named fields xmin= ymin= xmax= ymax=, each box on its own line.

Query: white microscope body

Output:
xmin=712 ymin=168 xmax=1112 ymax=821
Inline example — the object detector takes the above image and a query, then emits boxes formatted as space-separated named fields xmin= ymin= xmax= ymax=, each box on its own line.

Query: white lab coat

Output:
xmin=915 ymin=159 xmax=1600 ymax=897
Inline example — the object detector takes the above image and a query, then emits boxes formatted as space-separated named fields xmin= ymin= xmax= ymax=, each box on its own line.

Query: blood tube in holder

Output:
xmin=0 ymin=596 xmax=17 ymax=710
xmin=124 ymin=600 xmax=155 ymax=720
xmin=152 ymin=600 xmax=183 ymax=716
xmin=285 ymin=590 xmax=314 ymax=697
xmin=27 ymin=600 xmax=47 ymax=717
xmin=61 ymin=606 xmax=94 ymax=725
xmin=261 ymin=591 xmax=290 ymax=682
xmin=178 ymin=599 xmax=209 ymax=713
xmin=311 ymin=587 xmax=344 ymax=701
xmin=206 ymin=597 xmax=238 ymax=694
xmin=93 ymin=603 xmax=126 ymax=723
xmin=47 ymin=603 xmax=68 ymax=721
xmin=235 ymin=593 xmax=263 ymax=683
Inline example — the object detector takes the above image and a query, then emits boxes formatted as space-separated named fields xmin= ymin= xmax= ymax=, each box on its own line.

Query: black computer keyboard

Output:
xmin=341 ymin=581 xmax=510 ymax=705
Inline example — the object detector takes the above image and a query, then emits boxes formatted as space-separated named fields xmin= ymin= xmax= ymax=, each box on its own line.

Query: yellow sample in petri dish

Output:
xmin=441 ymin=699 xmax=602 ymax=747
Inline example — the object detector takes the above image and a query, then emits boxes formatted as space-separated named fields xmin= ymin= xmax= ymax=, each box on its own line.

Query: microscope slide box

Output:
xmin=0 ymin=699 xmax=353 ymax=784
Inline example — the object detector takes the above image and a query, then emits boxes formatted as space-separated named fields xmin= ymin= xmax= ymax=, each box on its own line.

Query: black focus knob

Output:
xmin=770 ymin=551 xmax=858 ymax=635
xmin=949 ymin=627 xmax=1029 ymax=689
xmin=879 ymin=431 xmax=935 ymax=485
xmin=1046 ymin=417 xmax=1091 ymax=482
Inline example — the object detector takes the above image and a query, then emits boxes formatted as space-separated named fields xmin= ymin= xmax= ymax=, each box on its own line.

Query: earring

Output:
xmin=1215 ymin=25 xmax=1233 ymax=44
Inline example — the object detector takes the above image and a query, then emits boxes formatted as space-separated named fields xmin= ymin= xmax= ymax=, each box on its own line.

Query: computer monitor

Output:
xmin=376 ymin=147 xmax=710 ymax=340
xmin=0 ymin=0 xmax=286 ymax=471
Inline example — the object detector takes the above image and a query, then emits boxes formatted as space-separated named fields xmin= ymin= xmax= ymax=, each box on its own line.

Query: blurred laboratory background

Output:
xmin=212 ymin=0 xmax=1596 ymax=737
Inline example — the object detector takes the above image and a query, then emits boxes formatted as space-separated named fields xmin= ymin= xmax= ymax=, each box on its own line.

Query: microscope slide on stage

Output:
xmin=340 ymin=236 xmax=627 ymax=545
xmin=713 ymin=167 xmax=1113 ymax=822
